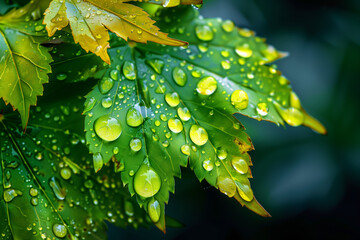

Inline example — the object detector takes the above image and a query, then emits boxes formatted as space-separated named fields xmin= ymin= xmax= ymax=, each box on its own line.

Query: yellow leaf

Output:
xmin=43 ymin=0 xmax=187 ymax=64
xmin=125 ymin=0 xmax=203 ymax=7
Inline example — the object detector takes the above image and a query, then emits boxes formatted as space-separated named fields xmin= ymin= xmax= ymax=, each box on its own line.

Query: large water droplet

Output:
xmin=126 ymin=107 xmax=143 ymax=127
xmin=134 ymin=164 xmax=161 ymax=198
xmin=148 ymin=198 xmax=161 ymax=223
xmin=94 ymin=115 xmax=122 ymax=141
xmin=217 ymin=147 xmax=228 ymax=160
xmin=49 ymin=177 xmax=66 ymax=200
xmin=190 ymin=125 xmax=208 ymax=146
xmin=231 ymin=90 xmax=249 ymax=110
xmin=231 ymin=157 xmax=248 ymax=174
xmin=195 ymin=25 xmax=214 ymax=41
xmin=196 ymin=76 xmax=217 ymax=96
xmin=168 ymin=118 xmax=183 ymax=133
xmin=217 ymin=176 xmax=236 ymax=197
xmin=177 ymin=107 xmax=191 ymax=121
xmin=256 ymin=102 xmax=269 ymax=116
xmin=172 ymin=67 xmax=187 ymax=86
xmin=99 ymin=77 xmax=114 ymax=94
xmin=165 ymin=92 xmax=180 ymax=107
xmin=130 ymin=138 xmax=142 ymax=152
xmin=123 ymin=61 xmax=136 ymax=80
xmin=93 ymin=152 xmax=103 ymax=173
xmin=52 ymin=224 xmax=67 ymax=238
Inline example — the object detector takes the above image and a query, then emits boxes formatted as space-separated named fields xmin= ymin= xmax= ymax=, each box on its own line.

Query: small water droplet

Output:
xmin=217 ymin=176 xmax=236 ymax=197
xmin=236 ymin=179 xmax=254 ymax=202
xmin=93 ymin=152 xmax=103 ymax=173
xmin=101 ymin=97 xmax=113 ymax=108
xmin=222 ymin=20 xmax=235 ymax=32
xmin=84 ymin=97 xmax=96 ymax=114
xmin=49 ymin=177 xmax=66 ymax=200
xmin=202 ymin=159 xmax=214 ymax=171
xmin=256 ymin=102 xmax=269 ymax=117
xmin=99 ymin=77 xmax=114 ymax=94
xmin=235 ymin=45 xmax=253 ymax=58
xmin=148 ymin=198 xmax=161 ymax=223
xmin=181 ymin=144 xmax=190 ymax=156
xmin=60 ymin=168 xmax=72 ymax=180
xmin=172 ymin=67 xmax=187 ymax=86
xmin=217 ymin=148 xmax=228 ymax=160
xmin=177 ymin=107 xmax=191 ymax=121
xmin=123 ymin=61 xmax=136 ymax=80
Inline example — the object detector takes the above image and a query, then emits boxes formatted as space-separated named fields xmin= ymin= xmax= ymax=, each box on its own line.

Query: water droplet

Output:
xmin=101 ymin=97 xmax=113 ymax=108
xmin=110 ymin=69 xmax=119 ymax=80
xmin=195 ymin=25 xmax=214 ymax=41
xmin=93 ymin=152 xmax=103 ymax=173
xmin=134 ymin=164 xmax=161 ymax=198
xmin=222 ymin=20 xmax=235 ymax=32
xmin=56 ymin=74 xmax=67 ymax=81
xmin=124 ymin=200 xmax=134 ymax=216
xmin=35 ymin=25 xmax=44 ymax=32
xmin=94 ymin=115 xmax=122 ymax=141
xmin=221 ymin=60 xmax=231 ymax=70
xmin=275 ymin=105 xmax=304 ymax=126
xmin=130 ymin=138 xmax=142 ymax=152
xmin=123 ymin=61 xmax=136 ymax=80
xmin=49 ymin=177 xmax=66 ymax=200
xmin=235 ymin=179 xmax=254 ymax=202
xmin=168 ymin=118 xmax=183 ymax=133
xmin=84 ymin=97 xmax=96 ymax=114
xmin=146 ymin=59 xmax=164 ymax=74
xmin=235 ymin=45 xmax=253 ymax=58
xmin=29 ymin=188 xmax=38 ymax=197
xmin=231 ymin=90 xmax=249 ymax=110
xmin=52 ymin=224 xmax=67 ymax=238
xmin=231 ymin=157 xmax=248 ymax=174
xmin=217 ymin=148 xmax=228 ymax=160
xmin=177 ymin=107 xmax=191 ymax=121
xmin=202 ymin=159 xmax=214 ymax=171
xmin=113 ymin=147 xmax=119 ymax=155
xmin=148 ymin=198 xmax=161 ymax=223
xmin=3 ymin=189 xmax=22 ymax=202
xmin=31 ymin=197 xmax=38 ymax=206
xmin=256 ymin=102 xmax=269 ymax=116
xmin=181 ymin=144 xmax=190 ymax=156
xmin=217 ymin=176 xmax=236 ymax=197
xmin=99 ymin=77 xmax=114 ymax=94
xmin=126 ymin=107 xmax=143 ymax=127
xmin=165 ymin=92 xmax=180 ymax=107
xmin=190 ymin=125 xmax=208 ymax=146
xmin=60 ymin=168 xmax=72 ymax=180
xmin=196 ymin=76 xmax=217 ymax=96
xmin=172 ymin=67 xmax=187 ymax=86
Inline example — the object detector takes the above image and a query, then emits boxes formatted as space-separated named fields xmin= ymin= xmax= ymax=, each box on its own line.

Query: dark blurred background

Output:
xmin=109 ymin=0 xmax=360 ymax=239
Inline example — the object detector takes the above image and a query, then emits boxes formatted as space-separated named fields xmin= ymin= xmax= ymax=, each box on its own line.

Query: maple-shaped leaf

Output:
xmin=83 ymin=7 xmax=326 ymax=232
xmin=0 ymin=1 xmax=52 ymax=129
xmin=0 ymin=82 xmax=150 ymax=240
xmin=43 ymin=0 xmax=187 ymax=65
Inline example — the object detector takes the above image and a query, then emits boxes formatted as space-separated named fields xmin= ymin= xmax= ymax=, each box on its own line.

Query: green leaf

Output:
xmin=0 ymin=1 xmax=52 ymax=129
xmin=0 ymin=82 xmax=150 ymax=240
xmin=84 ymin=7 xmax=326 ymax=231
xmin=47 ymin=33 xmax=108 ymax=83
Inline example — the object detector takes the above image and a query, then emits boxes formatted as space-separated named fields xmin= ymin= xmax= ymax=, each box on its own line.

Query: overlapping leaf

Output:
xmin=43 ymin=0 xmax=190 ymax=64
xmin=0 ymin=1 xmax=52 ymax=129
xmin=0 ymin=82 xmax=150 ymax=240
